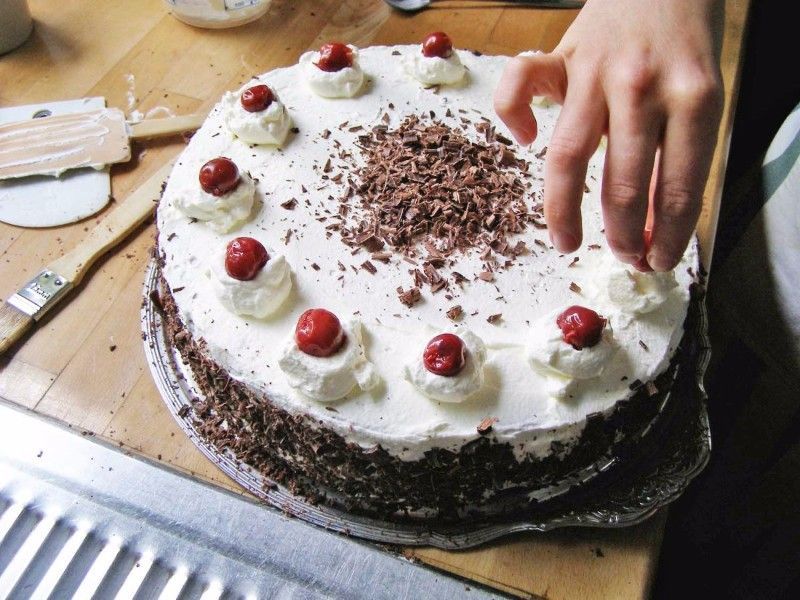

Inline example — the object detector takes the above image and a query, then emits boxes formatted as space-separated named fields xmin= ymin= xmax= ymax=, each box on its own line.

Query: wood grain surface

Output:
xmin=0 ymin=1 xmax=750 ymax=597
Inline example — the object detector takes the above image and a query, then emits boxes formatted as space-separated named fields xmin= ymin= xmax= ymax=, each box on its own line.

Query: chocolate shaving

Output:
xmin=281 ymin=198 xmax=297 ymax=210
xmin=569 ymin=281 xmax=582 ymax=294
xmin=487 ymin=313 xmax=502 ymax=324
xmin=477 ymin=417 xmax=497 ymax=435
xmin=639 ymin=340 xmax=649 ymax=351
xmin=371 ymin=251 xmax=392 ymax=263
xmin=645 ymin=381 xmax=658 ymax=396
xmin=568 ymin=257 xmax=580 ymax=267
xmin=446 ymin=305 xmax=463 ymax=321
xmin=397 ymin=286 xmax=421 ymax=307
xmin=478 ymin=271 xmax=495 ymax=282
xmin=361 ymin=260 xmax=377 ymax=274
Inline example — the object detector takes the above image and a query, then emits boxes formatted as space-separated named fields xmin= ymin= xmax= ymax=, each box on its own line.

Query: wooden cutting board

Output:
xmin=0 ymin=1 xmax=749 ymax=597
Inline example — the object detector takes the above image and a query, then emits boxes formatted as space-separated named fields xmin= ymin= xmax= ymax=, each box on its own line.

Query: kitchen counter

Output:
xmin=0 ymin=1 xmax=750 ymax=597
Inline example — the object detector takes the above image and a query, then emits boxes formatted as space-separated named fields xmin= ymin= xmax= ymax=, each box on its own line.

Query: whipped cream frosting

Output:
xmin=278 ymin=319 xmax=379 ymax=402
xmin=605 ymin=257 xmax=679 ymax=318
xmin=299 ymin=46 xmax=364 ymax=98
xmin=222 ymin=89 xmax=293 ymax=146
xmin=209 ymin=244 xmax=292 ymax=319
xmin=403 ymin=51 xmax=466 ymax=86
xmin=527 ymin=310 xmax=617 ymax=400
xmin=172 ymin=169 xmax=254 ymax=233
xmin=404 ymin=330 xmax=487 ymax=403
xmin=158 ymin=46 xmax=699 ymax=461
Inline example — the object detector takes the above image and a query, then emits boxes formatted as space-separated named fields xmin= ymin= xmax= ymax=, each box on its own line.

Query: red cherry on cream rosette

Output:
xmin=315 ymin=42 xmax=354 ymax=72
xmin=295 ymin=308 xmax=346 ymax=357
xmin=421 ymin=32 xmax=454 ymax=59
xmin=199 ymin=157 xmax=241 ymax=197
xmin=405 ymin=330 xmax=487 ymax=402
xmin=225 ymin=237 xmax=269 ymax=281
xmin=556 ymin=305 xmax=607 ymax=350
xmin=423 ymin=333 xmax=467 ymax=377
xmin=300 ymin=42 xmax=364 ymax=98
xmin=240 ymin=84 xmax=275 ymax=113
xmin=405 ymin=32 xmax=466 ymax=86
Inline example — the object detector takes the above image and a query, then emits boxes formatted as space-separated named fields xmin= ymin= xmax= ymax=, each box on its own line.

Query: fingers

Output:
xmin=649 ymin=76 xmax=722 ymax=271
xmin=543 ymin=77 xmax=606 ymax=252
xmin=601 ymin=92 xmax=664 ymax=264
xmin=494 ymin=53 xmax=567 ymax=145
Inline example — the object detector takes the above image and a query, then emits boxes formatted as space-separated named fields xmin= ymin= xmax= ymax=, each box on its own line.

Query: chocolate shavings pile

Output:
xmin=335 ymin=115 xmax=542 ymax=294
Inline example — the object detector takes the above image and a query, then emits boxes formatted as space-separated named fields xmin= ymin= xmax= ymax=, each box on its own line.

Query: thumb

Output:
xmin=494 ymin=52 xmax=568 ymax=145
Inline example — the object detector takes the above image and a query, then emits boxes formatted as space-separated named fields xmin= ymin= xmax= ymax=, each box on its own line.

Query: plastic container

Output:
xmin=163 ymin=0 xmax=270 ymax=29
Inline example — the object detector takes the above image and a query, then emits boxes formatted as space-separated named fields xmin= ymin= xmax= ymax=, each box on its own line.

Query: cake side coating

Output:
xmin=156 ymin=270 xmax=701 ymax=519
xmin=156 ymin=46 xmax=699 ymax=468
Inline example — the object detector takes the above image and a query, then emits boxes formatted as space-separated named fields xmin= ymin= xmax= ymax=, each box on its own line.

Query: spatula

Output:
xmin=0 ymin=161 xmax=174 ymax=356
xmin=0 ymin=109 xmax=203 ymax=180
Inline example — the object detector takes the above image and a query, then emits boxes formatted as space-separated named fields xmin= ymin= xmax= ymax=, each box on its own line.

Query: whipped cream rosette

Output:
xmin=209 ymin=240 xmax=292 ymax=319
xmin=300 ymin=43 xmax=364 ymax=98
xmin=527 ymin=308 xmax=617 ymax=400
xmin=173 ymin=157 xmax=254 ymax=233
xmin=222 ymin=85 xmax=293 ymax=146
xmin=279 ymin=318 xmax=378 ymax=402
xmin=405 ymin=330 xmax=487 ymax=403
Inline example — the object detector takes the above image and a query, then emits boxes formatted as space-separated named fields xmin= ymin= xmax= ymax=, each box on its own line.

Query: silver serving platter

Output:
xmin=141 ymin=260 xmax=711 ymax=549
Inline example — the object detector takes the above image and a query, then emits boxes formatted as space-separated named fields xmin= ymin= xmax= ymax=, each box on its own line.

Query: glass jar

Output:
xmin=164 ymin=0 xmax=270 ymax=29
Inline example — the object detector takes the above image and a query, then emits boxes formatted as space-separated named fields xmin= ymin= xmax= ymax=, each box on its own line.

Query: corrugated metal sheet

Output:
xmin=0 ymin=401 xmax=501 ymax=599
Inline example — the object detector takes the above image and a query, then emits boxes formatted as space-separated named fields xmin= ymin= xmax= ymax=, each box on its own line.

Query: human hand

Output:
xmin=494 ymin=0 xmax=724 ymax=271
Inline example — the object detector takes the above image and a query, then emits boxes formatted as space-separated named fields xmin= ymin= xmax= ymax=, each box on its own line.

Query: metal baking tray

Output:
xmin=142 ymin=260 xmax=711 ymax=549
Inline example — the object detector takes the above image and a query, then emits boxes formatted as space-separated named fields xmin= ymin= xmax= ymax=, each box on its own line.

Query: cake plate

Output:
xmin=142 ymin=260 xmax=712 ymax=550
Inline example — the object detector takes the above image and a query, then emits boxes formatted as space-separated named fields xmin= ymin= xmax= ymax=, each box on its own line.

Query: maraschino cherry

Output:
xmin=315 ymin=42 xmax=353 ymax=72
xmin=421 ymin=32 xmax=453 ymax=59
xmin=199 ymin=157 xmax=240 ymax=197
xmin=225 ymin=237 xmax=269 ymax=281
xmin=556 ymin=306 xmax=607 ymax=350
xmin=295 ymin=308 xmax=346 ymax=357
xmin=240 ymin=84 xmax=275 ymax=112
xmin=423 ymin=333 xmax=466 ymax=377
xmin=633 ymin=228 xmax=654 ymax=272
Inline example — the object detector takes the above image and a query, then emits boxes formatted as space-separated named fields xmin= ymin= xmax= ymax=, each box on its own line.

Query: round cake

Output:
xmin=154 ymin=41 xmax=701 ymax=519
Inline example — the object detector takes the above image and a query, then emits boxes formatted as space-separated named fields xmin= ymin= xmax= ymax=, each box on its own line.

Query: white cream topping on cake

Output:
xmin=403 ymin=51 xmax=466 ymax=86
xmin=404 ymin=330 xmax=487 ymax=403
xmin=278 ymin=319 xmax=379 ymax=402
xmin=158 ymin=46 xmax=699 ymax=461
xmin=172 ymin=169 xmax=254 ymax=234
xmin=209 ymin=245 xmax=292 ymax=319
xmin=222 ymin=89 xmax=293 ymax=146
xmin=299 ymin=45 xmax=364 ymax=98
xmin=526 ymin=310 xmax=617 ymax=400
xmin=604 ymin=257 xmax=679 ymax=317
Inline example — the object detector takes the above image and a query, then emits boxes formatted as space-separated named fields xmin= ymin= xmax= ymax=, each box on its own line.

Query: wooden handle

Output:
xmin=48 ymin=161 xmax=175 ymax=284
xmin=129 ymin=113 xmax=206 ymax=139
xmin=0 ymin=303 xmax=34 ymax=356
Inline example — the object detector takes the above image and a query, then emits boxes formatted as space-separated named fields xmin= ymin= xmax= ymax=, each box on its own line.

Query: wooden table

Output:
xmin=0 ymin=1 xmax=750 ymax=597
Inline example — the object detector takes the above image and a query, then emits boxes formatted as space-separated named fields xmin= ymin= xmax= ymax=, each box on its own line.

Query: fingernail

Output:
xmin=552 ymin=232 xmax=577 ymax=253
xmin=648 ymin=252 xmax=675 ymax=272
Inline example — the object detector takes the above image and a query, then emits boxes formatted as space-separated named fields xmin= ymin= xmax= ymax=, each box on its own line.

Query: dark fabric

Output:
xmin=655 ymin=2 xmax=800 ymax=598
